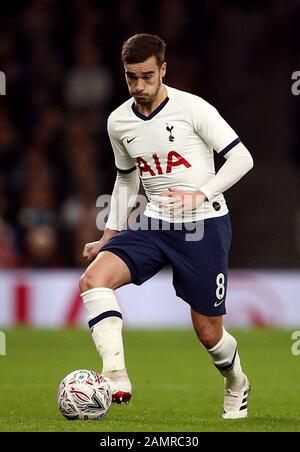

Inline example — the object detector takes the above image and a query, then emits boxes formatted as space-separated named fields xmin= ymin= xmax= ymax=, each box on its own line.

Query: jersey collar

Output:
xmin=131 ymin=96 xmax=169 ymax=121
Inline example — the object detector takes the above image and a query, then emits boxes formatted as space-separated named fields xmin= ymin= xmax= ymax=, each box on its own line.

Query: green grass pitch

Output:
xmin=0 ymin=328 xmax=299 ymax=432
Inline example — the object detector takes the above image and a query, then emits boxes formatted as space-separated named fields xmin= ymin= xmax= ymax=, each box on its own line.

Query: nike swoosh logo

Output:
xmin=214 ymin=299 xmax=225 ymax=308
xmin=127 ymin=137 xmax=136 ymax=144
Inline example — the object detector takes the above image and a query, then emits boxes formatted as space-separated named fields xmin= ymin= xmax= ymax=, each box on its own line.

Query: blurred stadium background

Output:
xmin=0 ymin=0 xmax=300 ymax=432
xmin=0 ymin=0 xmax=299 ymax=327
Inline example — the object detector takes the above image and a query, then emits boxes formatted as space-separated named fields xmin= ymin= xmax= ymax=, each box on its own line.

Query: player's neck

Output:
xmin=135 ymin=85 xmax=167 ymax=117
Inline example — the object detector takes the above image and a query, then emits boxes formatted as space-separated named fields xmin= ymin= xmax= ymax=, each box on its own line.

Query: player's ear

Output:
xmin=160 ymin=62 xmax=167 ymax=79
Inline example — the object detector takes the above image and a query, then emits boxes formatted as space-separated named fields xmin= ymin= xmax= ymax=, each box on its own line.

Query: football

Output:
xmin=57 ymin=369 xmax=112 ymax=420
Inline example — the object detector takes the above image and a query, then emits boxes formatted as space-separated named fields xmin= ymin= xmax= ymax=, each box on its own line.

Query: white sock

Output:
xmin=81 ymin=288 xmax=126 ymax=379
xmin=207 ymin=328 xmax=245 ymax=391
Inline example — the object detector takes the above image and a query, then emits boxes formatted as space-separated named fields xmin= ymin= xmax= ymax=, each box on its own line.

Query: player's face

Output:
xmin=124 ymin=56 xmax=166 ymax=104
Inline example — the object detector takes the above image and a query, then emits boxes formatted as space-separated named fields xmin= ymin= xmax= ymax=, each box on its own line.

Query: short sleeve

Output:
xmin=191 ymin=97 xmax=240 ymax=157
xmin=107 ymin=114 xmax=136 ymax=171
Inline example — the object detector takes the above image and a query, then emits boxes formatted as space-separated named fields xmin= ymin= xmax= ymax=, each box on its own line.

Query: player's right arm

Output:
xmin=83 ymin=113 xmax=140 ymax=262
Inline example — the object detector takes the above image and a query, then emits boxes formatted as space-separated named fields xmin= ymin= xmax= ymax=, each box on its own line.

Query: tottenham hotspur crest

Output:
xmin=166 ymin=123 xmax=175 ymax=142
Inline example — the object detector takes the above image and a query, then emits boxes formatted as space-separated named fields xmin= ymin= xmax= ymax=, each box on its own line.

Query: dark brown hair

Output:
xmin=121 ymin=34 xmax=166 ymax=67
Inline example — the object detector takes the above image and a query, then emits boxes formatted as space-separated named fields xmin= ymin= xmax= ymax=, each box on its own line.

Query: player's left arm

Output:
xmin=199 ymin=141 xmax=253 ymax=202
xmin=160 ymin=99 xmax=253 ymax=211
xmin=194 ymin=101 xmax=254 ymax=201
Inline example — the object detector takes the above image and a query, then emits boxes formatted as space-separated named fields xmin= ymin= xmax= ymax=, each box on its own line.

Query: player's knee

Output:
xmin=195 ymin=327 xmax=220 ymax=350
xmin=79 ymin=269 xmax=111 ymax=293
xmin=79 ymin=271 xmax=93 ymax=293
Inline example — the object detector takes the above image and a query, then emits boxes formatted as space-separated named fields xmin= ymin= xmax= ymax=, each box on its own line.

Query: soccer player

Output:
xmin=79 ymin=34 xmax=253 ymax=419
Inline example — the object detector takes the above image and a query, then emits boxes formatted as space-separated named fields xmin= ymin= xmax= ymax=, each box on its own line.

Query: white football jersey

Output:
xmin=107 ymin=85 xmax=240 ymax=223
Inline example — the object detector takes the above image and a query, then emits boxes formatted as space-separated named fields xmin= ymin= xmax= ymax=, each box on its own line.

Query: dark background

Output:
xmin=0 ymin=0 xmax=299 ymax=268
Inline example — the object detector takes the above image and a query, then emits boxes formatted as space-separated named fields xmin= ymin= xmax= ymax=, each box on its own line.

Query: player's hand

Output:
xmin=83 ymin=229 xmax=119 ymax=262
xmin=159 ymin=187 xmax=207 ymax=213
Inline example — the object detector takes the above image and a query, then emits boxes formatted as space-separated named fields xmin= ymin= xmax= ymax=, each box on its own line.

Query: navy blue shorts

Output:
xmin=101 ymin=214 xmax=232 ymax=316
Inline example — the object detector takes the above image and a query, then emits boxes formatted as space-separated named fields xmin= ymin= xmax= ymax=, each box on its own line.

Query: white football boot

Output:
xmin=104 ymin=370 xmax=132 ymax=404
xmin=222 ymin=374 xmax=250 ymax=419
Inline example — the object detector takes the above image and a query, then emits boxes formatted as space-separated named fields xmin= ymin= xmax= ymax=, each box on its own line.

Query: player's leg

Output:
xmin=190 ymin=309 xmax=250 ymax=419
xmin=79 ymin=250 xmax=132 ymax=403
xmin=80 ymin=222 xmax=168 ymax=404
xmin=169 ymin=214 xmax=250 ymax=418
